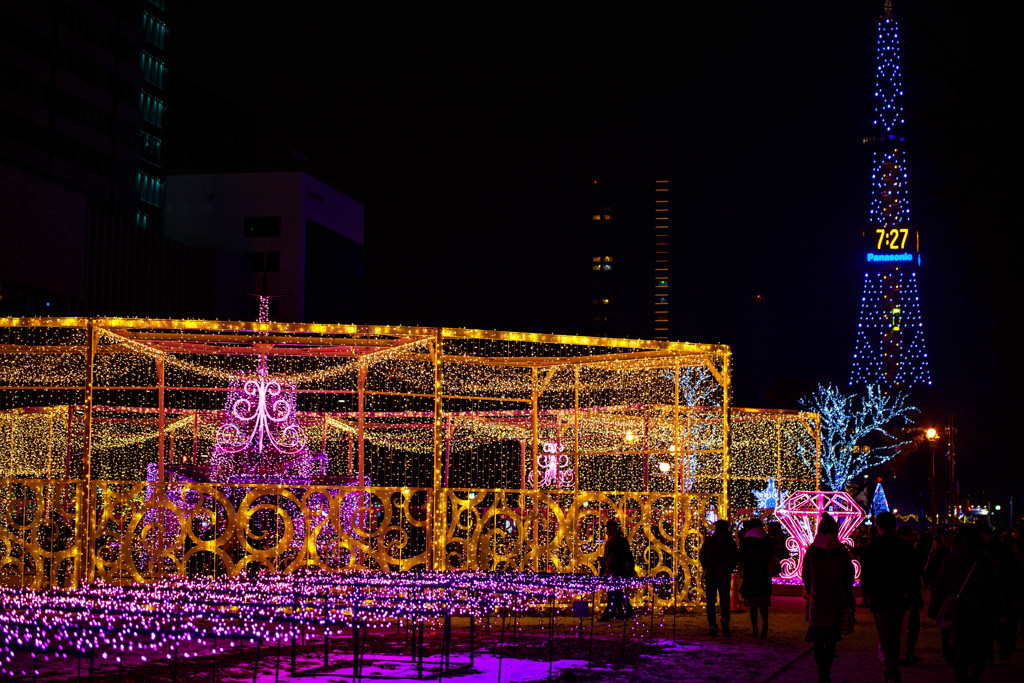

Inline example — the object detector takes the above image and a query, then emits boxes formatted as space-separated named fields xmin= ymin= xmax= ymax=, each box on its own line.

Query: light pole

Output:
xmin=926 ymin=428 xmax=939 ymax=523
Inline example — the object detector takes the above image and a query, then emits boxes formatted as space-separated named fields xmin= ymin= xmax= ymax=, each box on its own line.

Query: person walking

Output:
xmin=860 ymin=511 xmax=918 ymax=683
xmin=895 ymin=524 xmax=924 ymax=665
xmin=598 ymin=519 xmax=636 ymax=620
xmin=739 ymin=518 xmax=774 ymax=638
xmin=802 ymin=513 xmax=855 ymax=683
xmin=980 ymin=525 xmax=1021 ymax=664
xmin=700 ymin=518 xmax=738 ymax=636
xmin=928 ymin=525 xmax=1004 ymax=683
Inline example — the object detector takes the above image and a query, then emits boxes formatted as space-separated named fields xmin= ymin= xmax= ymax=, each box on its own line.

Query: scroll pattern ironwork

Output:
xmin=90 ymin=482 xmax=431 ymax=583
xmin=441 ymin=489 xmax=715 ymax=606
xmin=2 ymin=479 xmax=713 ymax=607
xmin=0 ymin=480 xmax=83 ymax=590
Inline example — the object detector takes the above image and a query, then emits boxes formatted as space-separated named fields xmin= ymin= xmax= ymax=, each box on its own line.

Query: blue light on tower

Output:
xmin=850 ymin=1 xmax=932 ymax=390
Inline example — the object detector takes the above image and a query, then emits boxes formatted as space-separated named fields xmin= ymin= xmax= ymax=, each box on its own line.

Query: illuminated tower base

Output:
xmin=850 ymin=267 xmax=931 ymax=389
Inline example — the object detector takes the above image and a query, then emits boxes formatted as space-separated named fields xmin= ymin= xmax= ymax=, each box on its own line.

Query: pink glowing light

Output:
xmin=214 ymin=363 xmax=307 ymax=457
xmin=526 ymin=441 xmax=575 ymax=489
xmin=774 ymin=490 xmax=865 ymax=581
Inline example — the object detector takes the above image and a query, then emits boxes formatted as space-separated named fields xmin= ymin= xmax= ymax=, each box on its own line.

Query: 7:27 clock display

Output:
xmin=876 ymin=228 xmax=908 ymax=250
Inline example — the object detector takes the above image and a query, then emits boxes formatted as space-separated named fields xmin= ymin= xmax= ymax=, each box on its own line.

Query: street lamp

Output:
xmin=925 ymin=428 xmax=939 ymax=523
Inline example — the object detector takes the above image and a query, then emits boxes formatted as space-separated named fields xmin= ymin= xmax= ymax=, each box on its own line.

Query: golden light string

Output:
xmin=94 ymin=326 xmax=433 ymax=386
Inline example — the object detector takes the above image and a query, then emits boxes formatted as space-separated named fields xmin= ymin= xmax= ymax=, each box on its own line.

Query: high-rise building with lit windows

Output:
xmin=587 ymin=178 xmax=670 ymax=340
xmin=0 ymin=0 xmax=203 ymax=317
xmin=849 ymin=0 xmax=932 ymax=389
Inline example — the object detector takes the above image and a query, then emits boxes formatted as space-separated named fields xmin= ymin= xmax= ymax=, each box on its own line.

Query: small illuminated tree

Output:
xmin=871 ymin=481 xmax=890 ymax=516
xmin=799 ymin=384 xmax=916 ymax=492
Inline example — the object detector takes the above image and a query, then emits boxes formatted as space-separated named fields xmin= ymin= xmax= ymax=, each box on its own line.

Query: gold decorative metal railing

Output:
xmin=1 ymin=479 xmax=715 ymax=605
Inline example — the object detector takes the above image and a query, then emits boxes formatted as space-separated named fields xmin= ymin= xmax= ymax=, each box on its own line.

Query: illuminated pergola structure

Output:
xmin=0 ymin=317 xmax=820 ymax=606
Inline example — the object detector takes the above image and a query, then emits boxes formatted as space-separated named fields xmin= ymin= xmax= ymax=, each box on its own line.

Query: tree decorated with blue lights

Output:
xmin=799 ymin=383 xmax=916 ymax=492
xmin=850 ymin=0 xmax=932 ymax=390
xmin=871 ymin=481 xmax=890 ymax=516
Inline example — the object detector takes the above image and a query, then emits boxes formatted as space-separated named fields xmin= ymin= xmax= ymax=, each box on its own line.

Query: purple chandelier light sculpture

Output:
xmin=210 ymin=359 xmax=315 ymax=483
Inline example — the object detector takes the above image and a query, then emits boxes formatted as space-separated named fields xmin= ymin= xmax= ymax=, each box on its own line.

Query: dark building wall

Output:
xmin=0 ymin=163 xmax=87 ymax=315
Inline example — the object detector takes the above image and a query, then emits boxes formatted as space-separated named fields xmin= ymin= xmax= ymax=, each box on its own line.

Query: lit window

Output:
xmin=603 ymin=256 xmax=612 ymax=262
xmin=602 ymin=264 xmax=612 ymax=271
xmin=603 ymin=214 xmax=612 ymax=220
xmin=592 ymin=265 xmax=601 ymax=271
xmin=592 ymin=256 xmax=601 ymax=262
xmin=602 ymin=299 xmax=609 ymax=304
xmin=139 ymin=92 xmax=165 ymax=128
xmin=592 ymin=214 xmax=601 ymax=220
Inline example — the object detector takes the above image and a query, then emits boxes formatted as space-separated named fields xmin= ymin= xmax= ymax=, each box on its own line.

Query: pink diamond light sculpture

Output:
xmin=774 ymin=490 xmax=865 ymax=581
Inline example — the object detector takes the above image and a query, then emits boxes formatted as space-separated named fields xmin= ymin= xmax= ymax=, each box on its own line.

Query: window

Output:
xmin=656 ymin=279 xmax=668 ymax=287
xmin=591 ymin=256 xmax=601 ymax=262
xmin=244 ymin=216 xmax=282 ymax=237
xmin=244 ymin=251 xmax=280 ymax=273
xmin=603 ymin=256 xmax=612 ymax=262
xmin=140 ymin=92 xmax=165 ymax=128
xmin=139 ymin=131 xmax=162 ymax=165
xmin=602 ymin=264 xmax=612 ymax=271
xmin=140 ymin=52 xmax=166 ymax=88
xmin=136 ymin=171 xmax=164 ymax=207
xmin=143 ymin=13 xmax=168 ymax=50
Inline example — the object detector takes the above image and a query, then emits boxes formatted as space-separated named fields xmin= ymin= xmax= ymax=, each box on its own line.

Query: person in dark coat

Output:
xmin=598 ymin=519 xmax=635 ymax=620
xmin=895 ymin=524 xmax=924 ymax=665
xmin=980 ymin=525 xmax=1021 ymax=664
xmin=861 ymin=511 xmax=919 ymax=683
xmin=924 ymin=527 xmax=953 ymax=588
xmin=928 ymin=525 xmax=1004 ymax=683
xmin=802 ymin=513 xmax=856 ymax=683
xmin=739 ymin=517 xmax=774 ymax=638
xmin=700 ymin=518 xmax=739 ymax=636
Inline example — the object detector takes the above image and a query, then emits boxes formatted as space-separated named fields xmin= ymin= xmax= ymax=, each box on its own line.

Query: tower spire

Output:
xmin=850 ymin=1 xmax=931 ymax=390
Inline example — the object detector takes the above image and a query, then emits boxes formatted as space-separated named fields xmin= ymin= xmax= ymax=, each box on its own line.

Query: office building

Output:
xmin=587 ymin=178 xmax=671 ymax=340
xmin=0 ymin=0 xmax=205 ymax=317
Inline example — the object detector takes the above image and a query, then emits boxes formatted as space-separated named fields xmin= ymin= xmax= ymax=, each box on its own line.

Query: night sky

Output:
xmin=173 ymin=2 xmax=1023 ymax=502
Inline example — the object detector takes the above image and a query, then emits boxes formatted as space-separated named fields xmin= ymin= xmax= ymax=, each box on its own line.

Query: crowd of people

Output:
xmin=689 ymin=512 xmax=1024 ymax=683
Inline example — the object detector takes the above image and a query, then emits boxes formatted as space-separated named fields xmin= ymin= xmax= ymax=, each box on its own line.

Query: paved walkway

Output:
xmin=579 ymin=594 xmax=1024 ymax=683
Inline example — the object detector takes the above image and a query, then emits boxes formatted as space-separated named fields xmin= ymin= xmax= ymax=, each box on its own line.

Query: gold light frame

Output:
xmin=0 ymin=317 xmax=819 ymax=605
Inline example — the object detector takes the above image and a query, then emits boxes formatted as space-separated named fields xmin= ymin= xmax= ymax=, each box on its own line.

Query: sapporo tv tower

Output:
xmin=850 ymin=0 xmax=932 ymax=390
